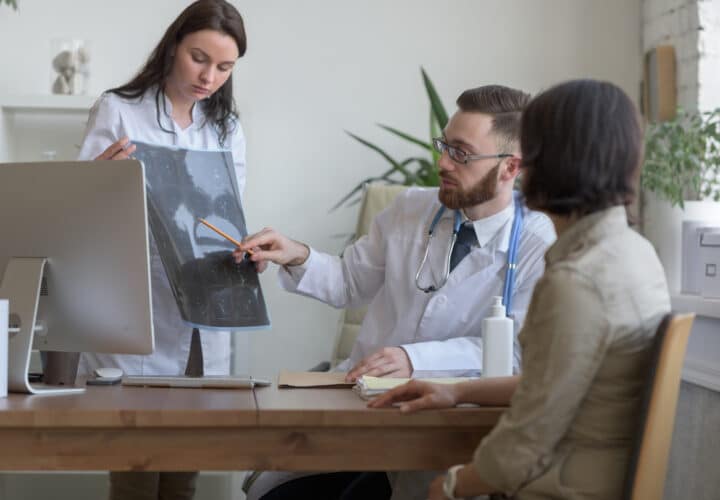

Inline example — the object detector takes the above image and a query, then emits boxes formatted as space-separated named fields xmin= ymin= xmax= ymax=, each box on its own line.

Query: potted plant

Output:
xmin=641 ymin=107 xmax=720 ymax=293
xmin=332 ymin=67 xmax=448 ymax=210
xmin=642 ymin=108 xmax=720 ymax=208
xmin=1 ymin=0 xmax=17 ymax=9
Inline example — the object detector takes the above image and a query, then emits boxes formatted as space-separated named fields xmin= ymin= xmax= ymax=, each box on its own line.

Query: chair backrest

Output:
xmin=623 ymin=313 xmax=695 ymax=500
xmin=332 ymin=182 xmax=408 ymax=365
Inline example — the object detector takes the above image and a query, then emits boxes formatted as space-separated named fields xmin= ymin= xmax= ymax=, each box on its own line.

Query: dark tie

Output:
xmin=449 ymin=222 xmax=477 ymax=272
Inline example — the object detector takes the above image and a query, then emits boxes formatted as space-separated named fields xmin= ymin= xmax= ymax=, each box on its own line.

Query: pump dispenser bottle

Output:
xmin=482 ymin=296 xmax=514 ymax=377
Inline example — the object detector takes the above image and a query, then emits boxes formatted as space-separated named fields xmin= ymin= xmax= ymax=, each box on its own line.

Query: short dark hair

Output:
xmin=520 ymin=79 xmax=642 ymax=216
xmin=456 ymin=85 xmax=531 ymax=152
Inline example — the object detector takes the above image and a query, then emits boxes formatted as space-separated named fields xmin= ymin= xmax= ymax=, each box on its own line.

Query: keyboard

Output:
xmin=122 ymin=375 xmax=272 ymax=389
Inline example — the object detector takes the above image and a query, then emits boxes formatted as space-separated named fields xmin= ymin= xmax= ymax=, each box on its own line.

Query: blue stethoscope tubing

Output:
xmin=414 ymin=194 xmax=524 ymax=318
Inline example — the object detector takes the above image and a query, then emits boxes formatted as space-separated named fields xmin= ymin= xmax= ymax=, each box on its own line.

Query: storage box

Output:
xmin=683 ymin=221 xmax=720 ymax=297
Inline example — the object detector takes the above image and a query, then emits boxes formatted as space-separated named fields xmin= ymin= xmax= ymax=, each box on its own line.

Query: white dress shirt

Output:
xmin=77 ymin=87 xmax=246 ymax=376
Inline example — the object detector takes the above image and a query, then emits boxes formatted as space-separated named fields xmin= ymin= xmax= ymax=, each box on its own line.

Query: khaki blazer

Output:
xmin=473 ymin=206 xmax=671 ymax=499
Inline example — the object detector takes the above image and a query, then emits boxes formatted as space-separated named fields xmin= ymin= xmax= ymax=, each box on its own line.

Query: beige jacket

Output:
xmin=473 ymin=206 xmax=671 ymax=499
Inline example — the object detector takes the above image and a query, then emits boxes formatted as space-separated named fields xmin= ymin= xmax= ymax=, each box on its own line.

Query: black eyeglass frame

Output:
xmin=432 ymin=137 xmax=514 ymax=165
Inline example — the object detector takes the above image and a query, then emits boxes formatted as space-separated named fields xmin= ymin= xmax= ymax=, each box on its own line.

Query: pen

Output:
xmin=197 ymin=218 xmax=254 ymax=255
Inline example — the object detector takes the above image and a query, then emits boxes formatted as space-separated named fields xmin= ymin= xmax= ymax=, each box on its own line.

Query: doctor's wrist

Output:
xmin=285 ymin=241 xmax=310 ymax=267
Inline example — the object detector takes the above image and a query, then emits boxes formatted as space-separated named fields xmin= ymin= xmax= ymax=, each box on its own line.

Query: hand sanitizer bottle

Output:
xmin=482 ymin=296 xmax=514 ymax=377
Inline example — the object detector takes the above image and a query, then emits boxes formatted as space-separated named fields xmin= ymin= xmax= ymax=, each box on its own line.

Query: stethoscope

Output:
xmin=414 ymin=194 xmax=524 ymax=316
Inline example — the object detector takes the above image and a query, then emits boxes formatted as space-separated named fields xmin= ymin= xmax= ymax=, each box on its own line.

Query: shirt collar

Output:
xmin=159 ymin=87 xmax=203 ymax=129
xmin=545 ymin=205 xmax=628 ymax=265
xmin=437 ymin=198 xmax=514 ymax=252
xmin=469 ymin=200 xmax=514 ymax=252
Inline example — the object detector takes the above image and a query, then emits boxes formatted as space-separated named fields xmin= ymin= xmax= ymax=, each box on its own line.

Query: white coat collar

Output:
xmin=436 ymin=197 xmax=514 ymax=254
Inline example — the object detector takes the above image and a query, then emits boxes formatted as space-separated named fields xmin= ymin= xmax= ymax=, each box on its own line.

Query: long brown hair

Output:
xmin=111 ymin=0 xmax=247 ymax=146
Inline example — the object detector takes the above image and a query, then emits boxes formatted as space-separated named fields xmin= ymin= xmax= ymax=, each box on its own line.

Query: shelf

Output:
xmin=672 ymin=293 xmax=720 ymax=319
xmin=0 ymin=94 xmax=96 ymax=113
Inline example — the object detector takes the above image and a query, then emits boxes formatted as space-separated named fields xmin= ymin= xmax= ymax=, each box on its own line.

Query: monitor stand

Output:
xmin=185 ymin=327 xmax=204 ymax=377
xmin=0 ymin=258 xmax=84 ymax=395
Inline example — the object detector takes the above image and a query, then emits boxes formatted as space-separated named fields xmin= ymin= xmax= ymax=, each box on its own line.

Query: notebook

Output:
xmin=277 ymin=371 xmax=354 ymax=388
xmin=353 ymin=374 xmax=479 ymax=400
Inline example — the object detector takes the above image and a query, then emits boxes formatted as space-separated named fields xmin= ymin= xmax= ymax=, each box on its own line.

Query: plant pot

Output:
xmin=642 ymin=192 xmax=720 ymax=293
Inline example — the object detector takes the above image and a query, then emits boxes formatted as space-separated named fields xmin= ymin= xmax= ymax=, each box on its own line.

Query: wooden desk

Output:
xmin=0 ymin=384 xmax=503 ymax=471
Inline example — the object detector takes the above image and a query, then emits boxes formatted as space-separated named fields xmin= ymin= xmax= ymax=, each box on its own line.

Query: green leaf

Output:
xmin=334 ymin=68 xmax=447 ymax=211
xmin=421 ymin=67 xmax=448 ymax=129
xmin=377 ymin=124 xmax=432 ymax=151
xmin=345 ymin=131 xmax=402 ymax=169
xmin=641 ymin=106 xmax=720 ymax=206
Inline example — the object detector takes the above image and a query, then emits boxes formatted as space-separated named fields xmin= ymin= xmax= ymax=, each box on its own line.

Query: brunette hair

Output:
xmin=111 ymin=0 xmax=246 ymax=146
xmin=520 ymin=79 xmax=642 ymax=216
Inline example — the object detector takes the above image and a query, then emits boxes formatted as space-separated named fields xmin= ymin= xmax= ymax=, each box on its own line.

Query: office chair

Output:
xmin=622 ymin=313 xmax=695 ymax=500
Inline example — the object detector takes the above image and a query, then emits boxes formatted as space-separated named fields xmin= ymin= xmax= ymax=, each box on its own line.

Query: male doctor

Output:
xmin=237 ymin=84 xmax=556 ymax=500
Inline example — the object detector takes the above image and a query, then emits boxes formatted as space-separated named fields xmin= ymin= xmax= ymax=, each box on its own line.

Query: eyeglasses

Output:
xmin=432 ymin=137 xmax=513 ymax=165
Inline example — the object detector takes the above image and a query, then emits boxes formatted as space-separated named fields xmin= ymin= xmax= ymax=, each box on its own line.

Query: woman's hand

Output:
xmin=427 ymin=474 xmax=447 ymax=500
xmin=428 ymin=465 xmax=498 ymax=499
xmin=94 ymin=137 xmax=136 ymax=160
xmin=367 ymin=379 xmax=459 ymax=413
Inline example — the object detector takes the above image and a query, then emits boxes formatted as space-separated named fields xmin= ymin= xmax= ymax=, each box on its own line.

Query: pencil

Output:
xmin=198 ymin=218 xmax=254 ymax=255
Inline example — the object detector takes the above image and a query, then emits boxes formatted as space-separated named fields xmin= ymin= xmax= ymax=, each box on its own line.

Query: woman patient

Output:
xmin=370 ymin=79 xmax=671 ymax=500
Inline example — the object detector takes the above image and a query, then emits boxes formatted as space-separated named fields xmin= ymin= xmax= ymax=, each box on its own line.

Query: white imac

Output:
xmin=0 ymin=160 xmax=154 ymax=395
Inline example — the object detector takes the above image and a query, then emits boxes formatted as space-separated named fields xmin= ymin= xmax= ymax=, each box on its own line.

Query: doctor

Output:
xmin=237 ymin=84 xmax=556 ymax=500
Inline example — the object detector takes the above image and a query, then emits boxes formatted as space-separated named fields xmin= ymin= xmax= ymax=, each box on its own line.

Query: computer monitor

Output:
xmin=0 ymin=160 xmax=154 ymax=394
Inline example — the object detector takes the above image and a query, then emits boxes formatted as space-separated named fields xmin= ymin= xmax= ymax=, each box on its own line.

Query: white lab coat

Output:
xmin=247 ymin=188 xmax=555 ymax=500
xmin=281 ymin=187 xmax=555 ymax=373
xmin=76 ymin=87 xmax=246 ymax=376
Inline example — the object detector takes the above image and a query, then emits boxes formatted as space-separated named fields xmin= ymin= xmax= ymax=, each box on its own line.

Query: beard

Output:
xmin=439 ymin=163 xmax=500 ymax=209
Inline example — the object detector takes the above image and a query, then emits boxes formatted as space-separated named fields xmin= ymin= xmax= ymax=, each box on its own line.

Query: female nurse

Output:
xmin=77 ymin=1 xmax=247 ymax=498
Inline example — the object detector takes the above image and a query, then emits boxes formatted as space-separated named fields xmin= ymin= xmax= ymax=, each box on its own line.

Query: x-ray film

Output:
xmin=133 ymin=141 xmax=270 ymax=330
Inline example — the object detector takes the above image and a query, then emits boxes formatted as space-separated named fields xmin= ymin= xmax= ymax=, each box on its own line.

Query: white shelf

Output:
xmin=672 ymin=293 xmax=720 ymax=319
xmin=0 ymin=94 xmax=96 ymax=112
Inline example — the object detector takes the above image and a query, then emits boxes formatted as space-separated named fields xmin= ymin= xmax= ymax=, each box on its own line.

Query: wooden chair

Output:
xmin=623 ymin=313 xmax=695 ymax=500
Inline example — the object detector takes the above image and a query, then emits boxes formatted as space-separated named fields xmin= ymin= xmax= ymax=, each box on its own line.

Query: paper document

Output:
xmin=277 ymin=371 xmax=354 ymax=388
xmin=354 ymin=375 xmax=479 ymax=400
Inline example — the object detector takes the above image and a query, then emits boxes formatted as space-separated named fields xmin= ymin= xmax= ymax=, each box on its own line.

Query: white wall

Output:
xmin=698 ymin=0 xmax=720 ymax=110
xmin=0 ymin=0 xmax=642 ymax=379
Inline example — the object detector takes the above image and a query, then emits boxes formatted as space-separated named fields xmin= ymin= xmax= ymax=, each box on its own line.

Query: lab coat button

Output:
xmin=437 ymin=295 xmax=447 ymax=306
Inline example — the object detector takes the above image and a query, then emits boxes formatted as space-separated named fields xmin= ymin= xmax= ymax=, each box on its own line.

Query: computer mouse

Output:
xmin=94 ymin=367 xmax=123 ymax=380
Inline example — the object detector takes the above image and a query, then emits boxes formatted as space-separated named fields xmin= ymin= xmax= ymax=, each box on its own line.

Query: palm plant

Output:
xmin=332 ymin=67 xmax=448 ymax=210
